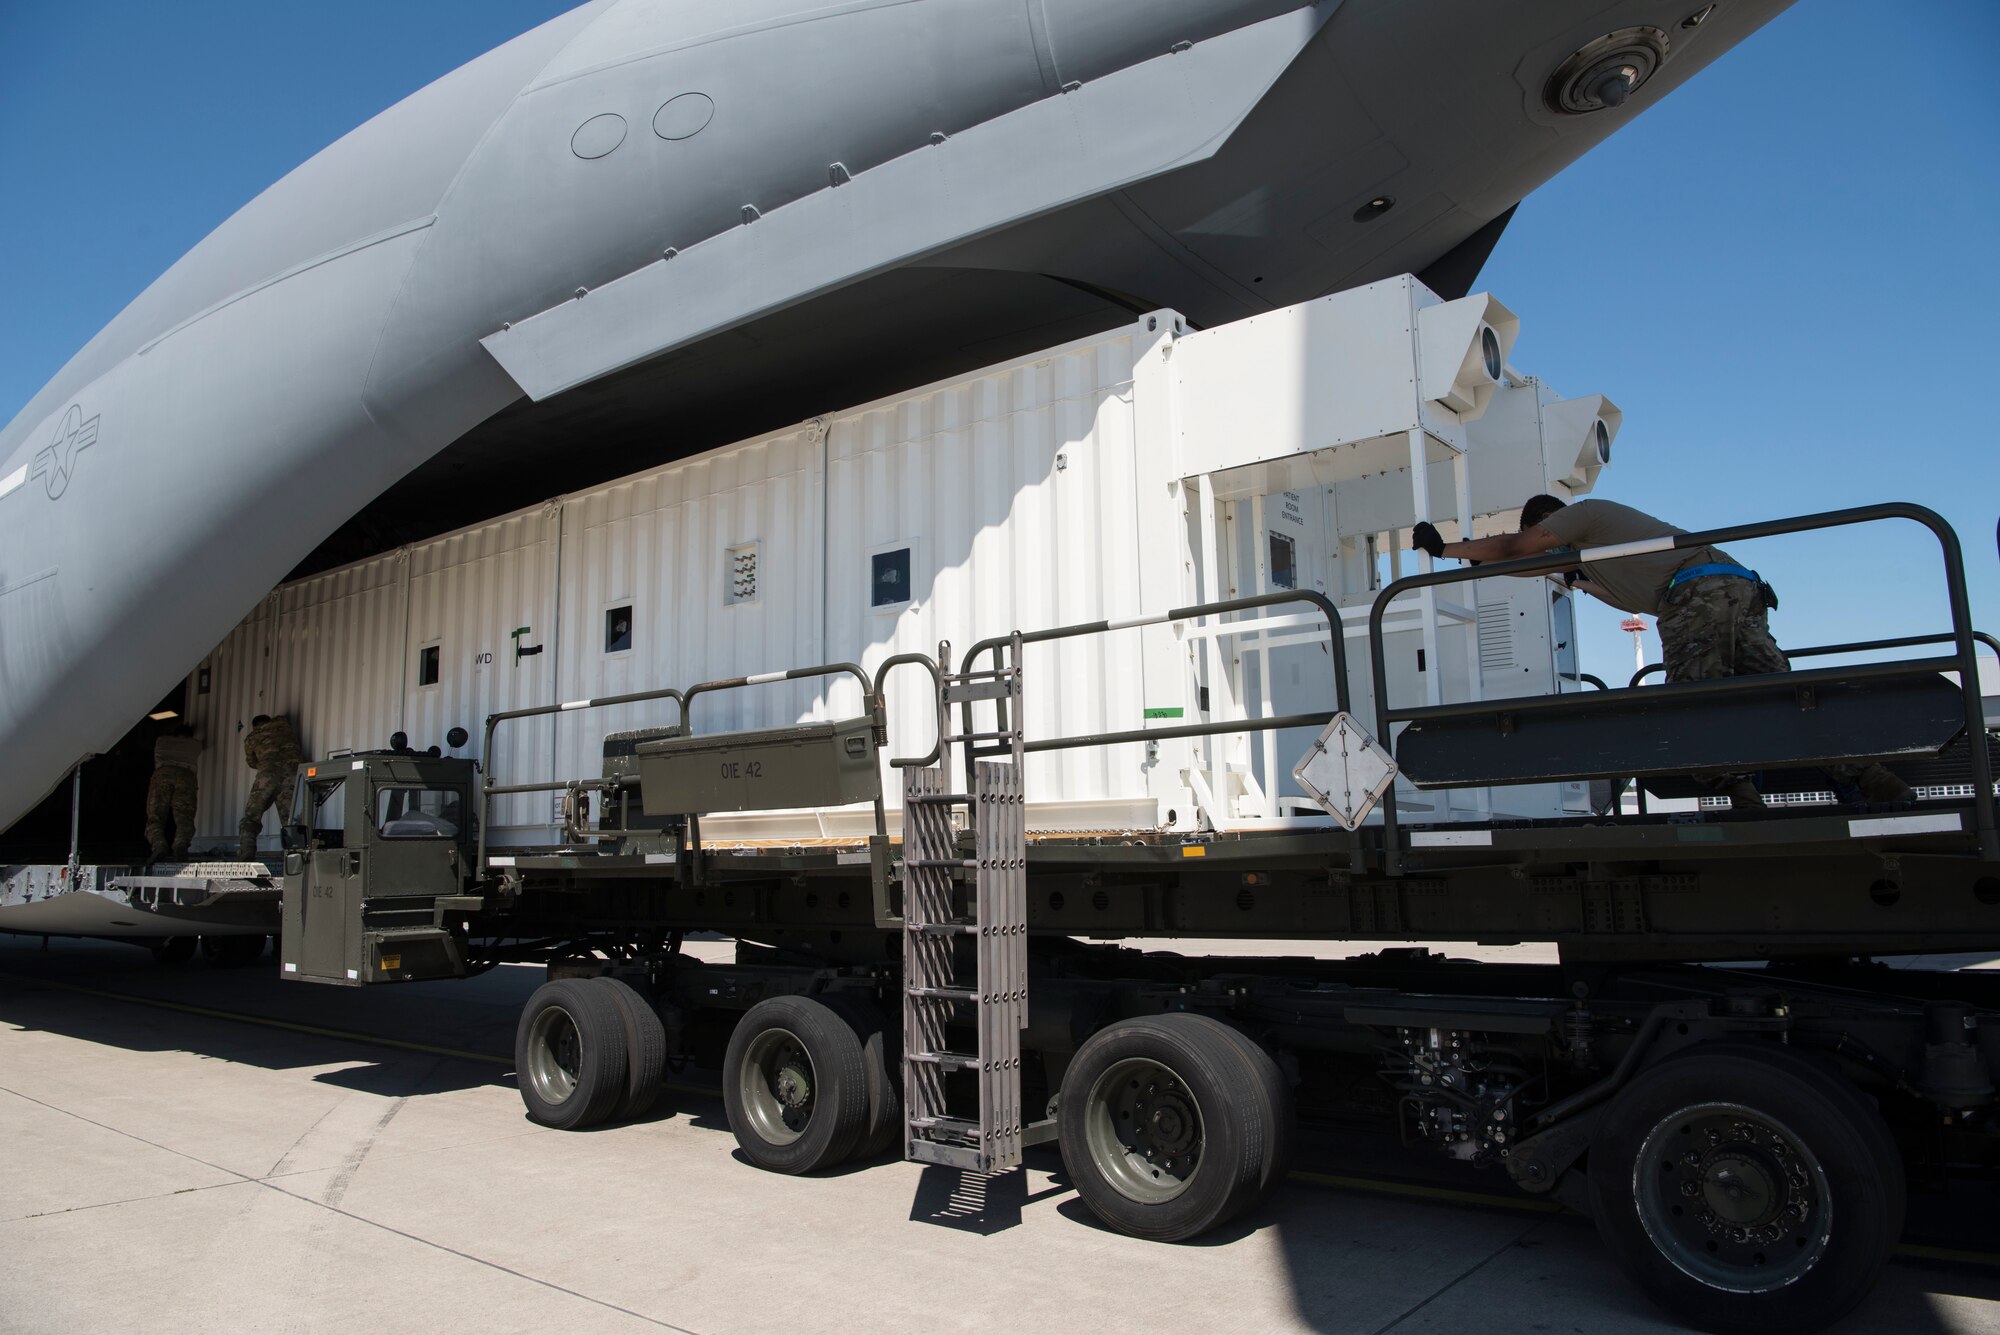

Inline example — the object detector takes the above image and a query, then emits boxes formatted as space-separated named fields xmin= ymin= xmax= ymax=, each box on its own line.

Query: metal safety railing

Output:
xmin=682 ymin=662 xmax=872 ymax=729
xmin=1366 ymin=502 xmax=1997 ymax=867
xmin=475 ymin=592 xmax=1347 ymax=867
xmin=951 ymin=591 xmax=1348 ymax=831
xmin=873 ymin=652 xmax=948 ymax=771
xmin=476 ymin=663 xmax=878 ymax=870
xmin=477 ymin=683 xmax=686 ymax=870
xmin=1620 ymin=630 xmax=2000 ymax=817
xmin=959 ymin=589 xmax=1349 ymax=768
xmin=471 ymin=505 xmax=1991 ymax=878
xmin=1629 ymin=630 xmax=2000 ymax=689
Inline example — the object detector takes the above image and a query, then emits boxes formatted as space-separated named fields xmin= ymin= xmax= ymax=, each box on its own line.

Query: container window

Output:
xmin=418 ymin=644 xmax=440 ymax=686
xmin=871 ymin=547 xmax=912 ymax=608
xmin=374 ymin=786 xmax=464 ymax=838
xmin=605 ymin=605 xmax=633 ymax=654
xmin=726 ymin=542 xmax=759 ymax=605
xmin=1268 ymin=531 xmax=1297 ymax=591
xmin=306 ymin=778 xmax=347 ymax=847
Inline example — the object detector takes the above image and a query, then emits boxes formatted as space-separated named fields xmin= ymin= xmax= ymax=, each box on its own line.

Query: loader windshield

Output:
xmin=374 ymin=786 xmax=462 ymax=839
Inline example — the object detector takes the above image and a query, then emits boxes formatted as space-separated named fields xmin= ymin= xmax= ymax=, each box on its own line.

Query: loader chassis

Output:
xmin=284 ymin=788 xmax=2000 ymax=1332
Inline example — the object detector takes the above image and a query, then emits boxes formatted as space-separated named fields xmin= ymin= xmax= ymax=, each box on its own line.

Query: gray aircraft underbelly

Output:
xmin=0 ymin=0 xmax=1792 ymax=854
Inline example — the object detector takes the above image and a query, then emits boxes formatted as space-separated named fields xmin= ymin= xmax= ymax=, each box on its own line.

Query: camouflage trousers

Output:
xmin=239 ymin=767 xmax=298 ymax=854
xmin=1658 ymin=576 xmax=1787 ymax=683
xmin=1657 ymin=576 xmax=1887 ymax=798
xmin=1659 ymin=577 xmax=1784 ymax=802
xmin=145 ymin=764 xmax=198 ymax=861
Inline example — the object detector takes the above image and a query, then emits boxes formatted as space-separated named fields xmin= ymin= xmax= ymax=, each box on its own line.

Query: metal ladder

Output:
xmin=902 ymin=638 xmax=1029 ymax=1171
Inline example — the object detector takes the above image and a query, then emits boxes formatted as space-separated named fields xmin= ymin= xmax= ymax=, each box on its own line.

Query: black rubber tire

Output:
xmin=818 ymin=992 xmax=903 ymax=1160
xmin=1213 ymin=1025 xmax=1294 ymax=1209
xmin=1057 ymin=1012 xmax=1270 ymax=1242
xmin=1587 ymin=1042 xmax=1905 ymax=1335
xmin=723 ymin=994 xmax=870 ymax=1174
xmin=151 ymin=937 xmax=196 ymax=965
xmin=515 ymin=979 xmax=630 ymax=1130
xmin=596 ymin=976 xmax=668 ymax=1122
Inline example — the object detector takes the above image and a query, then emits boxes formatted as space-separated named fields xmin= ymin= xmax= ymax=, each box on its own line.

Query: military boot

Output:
xmin=1856 ymin=764 xmax=1914 ymax=804
xmin=1722 ymin=780 xmax=1766 ymax=812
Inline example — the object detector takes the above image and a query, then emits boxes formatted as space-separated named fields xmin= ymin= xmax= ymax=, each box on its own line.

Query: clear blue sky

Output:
xmin=2 ymin=1 xmax=1995 ymax=690
xmin=1474 ymin=2 xmax=2000 ymax=686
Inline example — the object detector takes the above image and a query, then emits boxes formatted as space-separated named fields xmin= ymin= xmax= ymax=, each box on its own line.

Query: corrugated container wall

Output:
xmin=552 ymin=431 xmax=826 ymax=783
xmin=186 ymin=315 xmax=1205 ymax=851
xmin=824 ymin=332 xmax=1158 ymax=824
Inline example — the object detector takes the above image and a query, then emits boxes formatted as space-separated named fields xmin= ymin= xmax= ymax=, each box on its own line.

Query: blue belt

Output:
xmin=1667 ymin=562 xmax=1759 ymax=591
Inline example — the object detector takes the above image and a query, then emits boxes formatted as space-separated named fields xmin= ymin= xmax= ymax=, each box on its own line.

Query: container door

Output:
xmin=1239 ymin=487 xmax=1340 ymax=815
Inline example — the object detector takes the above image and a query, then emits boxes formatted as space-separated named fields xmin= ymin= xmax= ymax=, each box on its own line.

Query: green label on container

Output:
xmin=1143 ymin=707 xmax=1184 ymax=719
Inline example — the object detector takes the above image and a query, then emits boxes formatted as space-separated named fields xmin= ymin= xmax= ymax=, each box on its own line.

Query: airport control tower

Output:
xmin=1621 ymin=616 xmax=1647 ymax=677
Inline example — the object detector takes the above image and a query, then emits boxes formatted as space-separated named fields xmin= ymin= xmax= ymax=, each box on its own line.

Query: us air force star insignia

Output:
xmin=30 ymin=404 xmax=99 ymax=499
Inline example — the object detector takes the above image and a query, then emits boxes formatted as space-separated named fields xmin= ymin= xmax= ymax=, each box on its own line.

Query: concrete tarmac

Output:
xmin=3 ymin=935 xmax=1999 ymax=1334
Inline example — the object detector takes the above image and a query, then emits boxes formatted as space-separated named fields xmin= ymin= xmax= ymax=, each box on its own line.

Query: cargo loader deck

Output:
xmin=473 ymin=797 xmax=1999 ymax=964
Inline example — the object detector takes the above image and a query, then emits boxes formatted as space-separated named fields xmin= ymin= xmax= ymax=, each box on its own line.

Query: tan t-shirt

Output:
xmin=154 ymin=734 xmax=201 ymax=770
xmin=1534 ymin=500 xmax=1741 ymax=615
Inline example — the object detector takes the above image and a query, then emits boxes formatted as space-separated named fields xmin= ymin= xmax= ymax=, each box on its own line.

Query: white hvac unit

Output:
xmin=1544 ymin=394 xmax=1621 ymax=493
xmin=1460 ymin=380 xmax=1620 ymax=535
xmin=1415 ymin=291 xmax=1519 ymax=418
xmin=1174 ymin=276 xmax=1514 ymax=501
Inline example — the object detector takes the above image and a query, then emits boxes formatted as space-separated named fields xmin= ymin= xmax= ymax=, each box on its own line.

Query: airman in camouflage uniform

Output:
xmin=1416 ymin=495 xmax=1913 ymax=810
xmin=145 ymin=726 xmax=202 ymax=864
xmin=238 ymin=714 xmax=304 ymax=857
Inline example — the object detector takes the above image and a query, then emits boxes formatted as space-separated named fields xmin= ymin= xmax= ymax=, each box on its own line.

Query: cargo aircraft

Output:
xmin=0 ymin=0 xmax=1788 ymax=895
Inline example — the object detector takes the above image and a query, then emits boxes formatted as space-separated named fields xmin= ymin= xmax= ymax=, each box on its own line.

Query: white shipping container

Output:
xmin=186 ymin=276 xmax=1615 ymax=853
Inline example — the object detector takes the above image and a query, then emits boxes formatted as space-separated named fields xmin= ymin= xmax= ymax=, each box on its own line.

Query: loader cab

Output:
xmin=289 ymin=767 xmax=352 ymax=850
xmin=280 ymin=752 xmax=479 ymax=986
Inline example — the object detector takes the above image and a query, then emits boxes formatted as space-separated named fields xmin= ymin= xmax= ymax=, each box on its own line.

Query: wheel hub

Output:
xmin=1639 ymin=1103 xmax=1831 ymax=1292
xmin=1700 ymin=1152 xmax=1778 ymax=1227
xmin=525 ymin=1005 xmax=583 ymax=1105
xmin=738 ymin=1026 xmax=818 ymax=1146
xmin=1139 ymin=1088 xmax=1199 ymax=1162
xmin=774 ymin=1062 xmax=812 ymax=1111
xmin=1672 ymin=1120 xmax=1813 ymax=1246
xmin=1085 ymin=1057 xmax=1207 ymax=1203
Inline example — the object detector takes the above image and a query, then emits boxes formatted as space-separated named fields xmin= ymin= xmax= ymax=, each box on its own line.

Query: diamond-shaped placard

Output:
xmin=1293 ymin=712 xmax=1398 ymax=831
